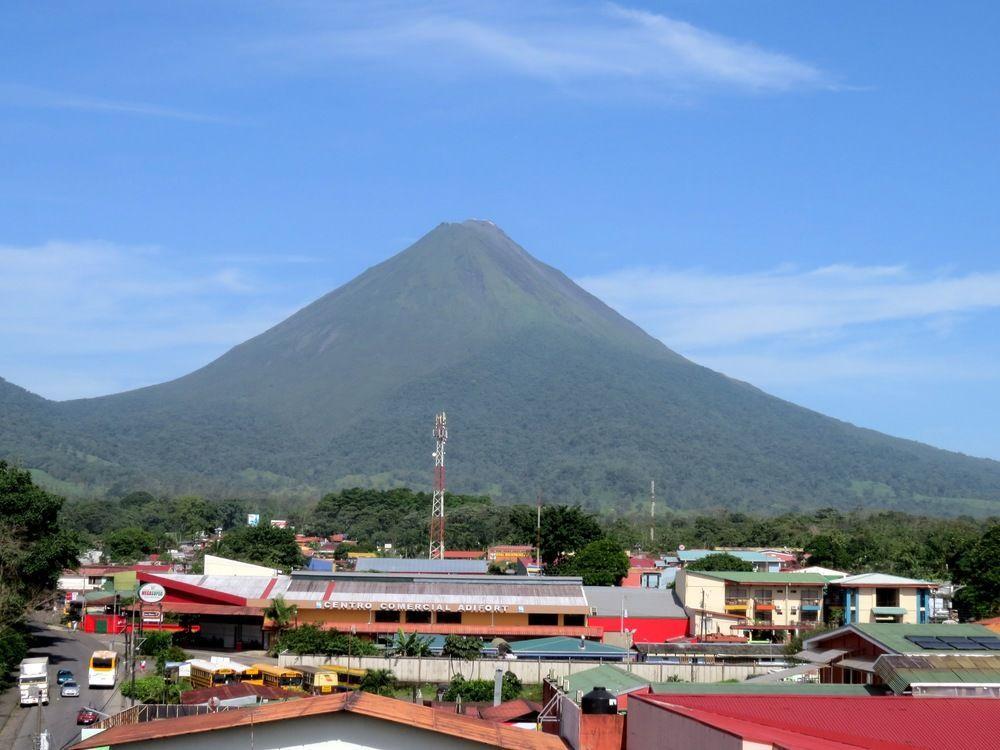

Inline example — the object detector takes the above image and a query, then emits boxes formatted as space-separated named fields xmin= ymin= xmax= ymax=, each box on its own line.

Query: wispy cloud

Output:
xmin=0 ymin=83 xmax=225 ymax=123
xmin=256 ymin=1 xmax=832 ymax=95
xmin=0 ymin=241 xmax=296 ymax=398
xmin=578 ymin=264 xmax=1000 ymax=349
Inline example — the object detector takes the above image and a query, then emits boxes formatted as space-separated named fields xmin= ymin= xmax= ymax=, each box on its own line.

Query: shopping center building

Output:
xmin=133 ymin=568 xmax=597 ymax=649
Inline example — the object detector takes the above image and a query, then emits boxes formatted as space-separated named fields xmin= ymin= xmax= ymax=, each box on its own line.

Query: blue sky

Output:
xmin=2 ymin=1 xmax=999 ymax=459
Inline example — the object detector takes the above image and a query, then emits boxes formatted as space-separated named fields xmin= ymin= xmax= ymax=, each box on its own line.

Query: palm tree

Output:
xmin=265 ymin=596 xmax=298 ymax=644
xmin=360 ymin=668 xmax=397 ymax=697
xmin=390 ymin=629 xmax=431 ymax=657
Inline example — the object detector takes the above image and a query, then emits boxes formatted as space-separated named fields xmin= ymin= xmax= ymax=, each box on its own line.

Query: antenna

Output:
xmin=429 ymin=412 xmax=448 ymax=559
xmin=650 ymin=480 xmax=655 ymax=545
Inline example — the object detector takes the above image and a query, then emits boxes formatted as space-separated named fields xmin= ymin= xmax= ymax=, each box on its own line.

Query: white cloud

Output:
xmin=0 ymin=84 xmax=225 ymax=123
xmin=256 ymin=1 xmax=831 ymax=94
xmin=577 ymin=264 xmax=1000 ymax=349
xmin=0 ymin=241 xmax=297 ymax=397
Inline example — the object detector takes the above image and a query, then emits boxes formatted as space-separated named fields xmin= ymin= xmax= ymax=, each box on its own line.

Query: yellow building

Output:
xmin=828 ymin=573 xmax=934 ymax=625
xmin=675 ymin=570 xmax=828 ymax=641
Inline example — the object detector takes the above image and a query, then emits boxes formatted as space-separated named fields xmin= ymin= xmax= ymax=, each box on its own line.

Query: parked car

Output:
xmin=61 ymin=680 xmax=81 ymax=698
xmin=76 ymin=707 xmax=99 ymax=726
xmin=57 ymin=669 xmax=74 ymax=686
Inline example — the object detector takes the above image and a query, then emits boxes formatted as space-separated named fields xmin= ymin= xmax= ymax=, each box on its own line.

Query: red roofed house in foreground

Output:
xmin=626 ymin=694 xmax=1000 ymax=750
xmin=71 ymin=691 xmax=566 ymax=750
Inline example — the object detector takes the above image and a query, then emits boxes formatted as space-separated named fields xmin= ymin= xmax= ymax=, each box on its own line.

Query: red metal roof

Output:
xmin=71 ymin=691 xmax=566 ymax=749
xmin=136 ymin=571 xmax=248 ymax=606
xmin=477 ymin=700 xmax=542 ymax=724
xmin=635 ymin=694 xmax=1000 ymax=750
xmin=181 ymin=682 xmax=297 ymax=705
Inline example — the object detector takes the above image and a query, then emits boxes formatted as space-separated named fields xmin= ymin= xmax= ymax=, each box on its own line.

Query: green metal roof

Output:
xmin=871 ymin=607 xmax=907 ymax=616
xmin=690 ymin=571 xmax=828 ymax=585
xmin=648 ymin=683 xmax=880 ymax=695
xmin=875 ymin=654 xmax=1000 ymax=695
xmin=852 ymin=623 xmax=996 ymax=655
xmin=564 ymin=665 xmax=650 ymax=696
xmin=509 ymin=636 xmax=629 ymax=656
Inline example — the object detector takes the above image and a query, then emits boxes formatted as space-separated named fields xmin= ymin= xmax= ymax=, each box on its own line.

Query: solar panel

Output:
xmin=939 ymin=637 xmax=982 ymax=650
xmin=971 ymin=637 xmax=1000 ymax=651
xmin=906 ymin=635 xmax=950 ymax=649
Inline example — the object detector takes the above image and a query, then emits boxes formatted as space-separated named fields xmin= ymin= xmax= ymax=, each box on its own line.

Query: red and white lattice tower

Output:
xmin=429 ymin=412 xmax=448 ymax=559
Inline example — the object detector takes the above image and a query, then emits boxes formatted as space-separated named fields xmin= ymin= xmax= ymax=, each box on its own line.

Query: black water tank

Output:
xmin=581 ymin=687 xmax=618 ymax=715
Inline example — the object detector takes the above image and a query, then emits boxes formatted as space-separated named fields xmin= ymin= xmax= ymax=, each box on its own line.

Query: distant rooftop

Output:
xmin=583 ymin=586 xmax=686 ymax=618
xmin=806 ymin=623 xmax=998 ymax=656
xmin=831 ymin=572 xmax=933 ymax=587
xmin=354 ymin=557 xmax=488 ymax=575
xmin=687 ymin=571 xmax=828 ymax=585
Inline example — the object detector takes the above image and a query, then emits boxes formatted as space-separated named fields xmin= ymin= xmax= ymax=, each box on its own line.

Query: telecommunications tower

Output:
xmin=429 ymin=412 xmax=448 ymax=559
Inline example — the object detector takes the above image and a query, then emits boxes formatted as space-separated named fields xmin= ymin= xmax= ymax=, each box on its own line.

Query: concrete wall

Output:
xmin=279 ymin=654 xmax=762 ymax=684
xmin=853 ymin=587 xmax=922 ymax=624
xmin=115 ymin=712 xmax=505 ymax=750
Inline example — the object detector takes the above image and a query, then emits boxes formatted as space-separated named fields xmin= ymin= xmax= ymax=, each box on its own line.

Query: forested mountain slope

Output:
xmin=2 ymin=220 xmax=999 ymax=514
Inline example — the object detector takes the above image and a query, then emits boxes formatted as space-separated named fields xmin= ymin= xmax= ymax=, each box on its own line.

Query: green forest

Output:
xmin=59 ymin=486 xmax=1000 ymax=619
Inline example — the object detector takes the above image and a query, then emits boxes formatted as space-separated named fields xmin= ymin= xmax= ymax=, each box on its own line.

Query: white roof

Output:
xmin=797 ymin=566 xmax=847 ymax=577
xmin=832 ymin=573 xmax=931 ymax=586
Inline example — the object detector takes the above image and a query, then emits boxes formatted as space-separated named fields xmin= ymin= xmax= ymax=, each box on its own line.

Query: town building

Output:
xmin=826 ymin=573 xmax=934 ymax=624
xmin=487 ymin=545 xmax=536 ymax=563
xmin=70 ymin=692 xmax=567 ymax=750
xmin=674 ymin=570 xmax=827 ymax=641
xmin=625 ymin=694 xmax=1000 ymax=750
xmin=133 ymin=569 xmax=597 ymax=648
xmin=676 ymin=550 xmax=781 ymax=572
xmin=799 ymin=622 xmax=1000 ymax=686
xmin=583 ymin=587 xmax=687 ymax=645
xmin=444 ymin=550 xmax=487 ymax=560
xmin=354 ymin=558 xmax=489 ymax=575
xmin=203 ymin=555 xmax=279 ymax=577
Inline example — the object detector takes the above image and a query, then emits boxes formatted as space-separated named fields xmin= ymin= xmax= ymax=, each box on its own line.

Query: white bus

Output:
xmin=88 ymin=650 xmax=118 ymax=688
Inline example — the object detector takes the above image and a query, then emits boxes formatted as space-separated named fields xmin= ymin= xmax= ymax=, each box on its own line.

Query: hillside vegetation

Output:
xmin=3 ymin=220 xmax=1000 ymax=515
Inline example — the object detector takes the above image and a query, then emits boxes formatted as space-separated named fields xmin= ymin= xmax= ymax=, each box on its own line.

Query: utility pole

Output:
xmin=429 ymin=412 xmax=448 ymax=559
xmin=650 ymin=480 xmax=656 ymax=545
xmin=535 ymin=493 xmax=542 ymax=567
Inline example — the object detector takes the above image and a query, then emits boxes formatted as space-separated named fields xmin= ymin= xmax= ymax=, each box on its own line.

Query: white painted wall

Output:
xmin=280 ymin=654 xmax=763 ymax=684
xmin=204 ymin=555 xmax=279 ymax=577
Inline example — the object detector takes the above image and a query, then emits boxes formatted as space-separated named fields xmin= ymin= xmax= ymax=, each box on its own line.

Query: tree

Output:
xmin=558 ymin=538 xmax=630 ymax=586
xmin=953 ymin=523 xmax=1000 ymax=619
xmin=390 ymin=630 xmax=432 ymax=657
xmin=443 ymin=672 xmax=521 ymax=702
xmin=441 ymin=634 xmax=483 ymax=661
xmin=685 ymin=553 xmax=754 ymax=573
xmin=121 ymin=675 xmax=188 ymax=704
xmin=265 ymin=596 xmax=298 ymax=638
xmin=804 ymin=534 xmax=851 ymax=571
xmin=103 ymin=527 xmax=158 ymax=563
xmin=210 ymin=525 xmax=302 ymax=571
xmin=512 ymin=505 xmax=603 ymax=566
xmin=360 ymin=668 xmax=397 ymax=697
xmin=0 ymin=461 xmax=79 ymax=678
xmin=171 ymin=496 xmax=216 ymax=538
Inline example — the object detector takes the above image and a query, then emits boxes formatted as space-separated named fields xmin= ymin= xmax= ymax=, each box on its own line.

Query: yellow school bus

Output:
xmin=253 ymin=664 xmax=303 ymax=689
xmin=295 ymin=665 xmax=342 ymax=694
xmin=188 ymin=659 xmax=239 ymax=689
xmin=320 ymin=665 xmax=367 ymax=691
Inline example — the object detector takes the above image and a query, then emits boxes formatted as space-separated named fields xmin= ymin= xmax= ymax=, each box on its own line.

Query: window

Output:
xmin=374 ymin=610 xmax=400 ymax=623
xmin=405 ymin=611 xmax=431 ymax=624
xmin=563 ymin=614 xmax=585 ymax=627
xmin=528 ymin=613 xmax=559 ymax=626
xmin=876 ymin=588 xmax=900 ymax=607
xmin=436 ymin=611 xmax=462 ymax=625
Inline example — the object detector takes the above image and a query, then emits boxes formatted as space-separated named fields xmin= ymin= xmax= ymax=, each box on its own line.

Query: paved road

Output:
xmin=8 ymin=624 xmax=126 ymax=750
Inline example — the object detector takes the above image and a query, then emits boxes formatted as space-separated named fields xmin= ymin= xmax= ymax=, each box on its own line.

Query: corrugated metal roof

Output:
xmin=648 ymin=684 xmax=877 ymax=695
xmin=583 ymin=586 xmax=686 ymax=618
xmin=636 ymin=695 xmax=1000 ymax=750
xmin=156 ymin=574 xmax=290 ymax=600
xmin=181 ymin=683 xmax=297 ymax=705
xmin=850 ymin=623 xmax=996 ymax=655
xmin=564 ymin=665 xmax=650 ymax=696
xmin=355 ymin=558 xmax=489 ymax=574
xmin=689 ymin=571 xmax=828 ymax=585
xmin=70 ymin=691 xmax=566 ymax=750
xmin=875 ymin=653 xmax=1000 ymax=695
xmin=299 ymin=579 xmax=587 ymax=608
xmin=509 ymin=636 xmax=629 ymax=657
xmin=796 ymin=648 xmax=849 ymax=664
xmin=677 ymin=550 xmax=773 ymax=563
xmin=831 ymin=573 xmax=933 ymax=587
